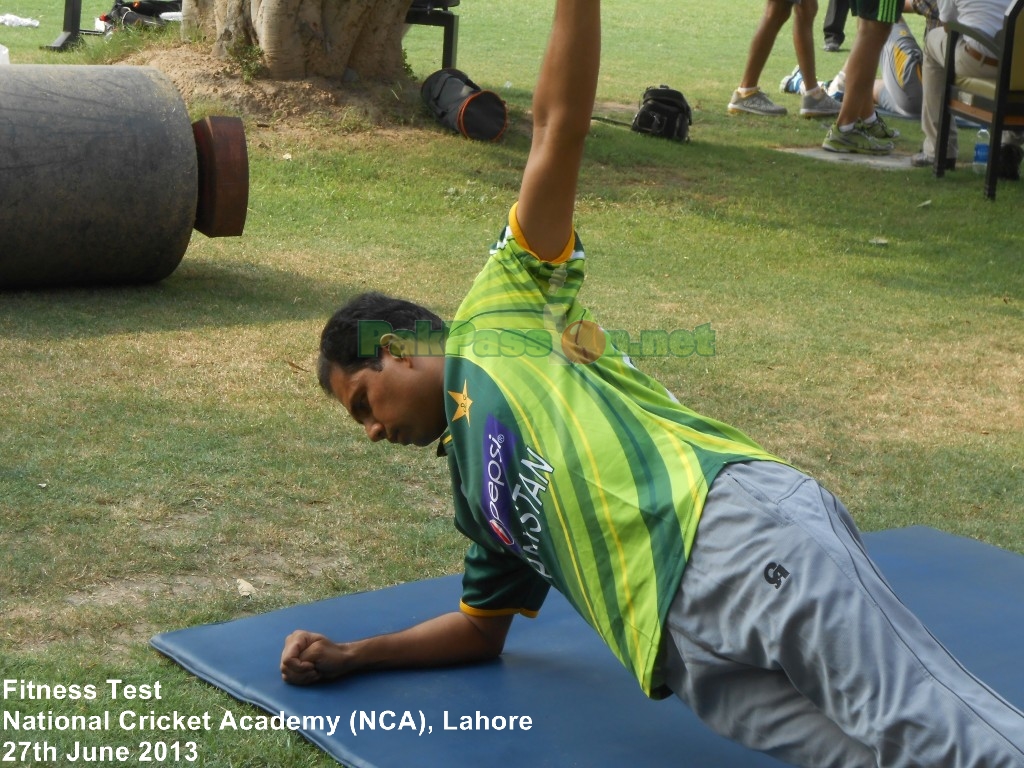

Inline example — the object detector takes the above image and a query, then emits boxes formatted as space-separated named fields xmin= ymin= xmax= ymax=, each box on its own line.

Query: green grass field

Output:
xmin=1 ymin=0 xmax=1022 ymax=765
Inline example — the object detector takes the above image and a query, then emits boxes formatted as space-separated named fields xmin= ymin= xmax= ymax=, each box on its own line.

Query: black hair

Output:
xmin=317 ymin=292 xmax=445 ymax=393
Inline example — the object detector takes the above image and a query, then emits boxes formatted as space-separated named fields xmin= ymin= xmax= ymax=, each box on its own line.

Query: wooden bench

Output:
xmin=935 ymin=0 xmax=1024 ymax=198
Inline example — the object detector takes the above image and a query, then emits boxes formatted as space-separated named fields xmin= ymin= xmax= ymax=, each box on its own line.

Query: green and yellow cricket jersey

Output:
xmin=441 ymin=205 xmax=780 ymax=697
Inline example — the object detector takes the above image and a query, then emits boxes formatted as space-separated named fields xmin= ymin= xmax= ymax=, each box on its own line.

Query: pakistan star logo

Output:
xmin=448 ymin=381 xmax=473 ymax=425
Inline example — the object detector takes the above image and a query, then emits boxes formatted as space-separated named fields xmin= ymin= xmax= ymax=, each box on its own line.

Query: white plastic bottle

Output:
xmin=973 ymin=128 xmax=991 ymax=174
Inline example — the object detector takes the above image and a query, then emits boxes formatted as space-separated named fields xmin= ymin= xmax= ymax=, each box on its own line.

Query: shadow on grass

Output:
xmin=3 ymin=122 xmax=1020 ymax=342
xmin=583 ymin=124 xmax=1024 ymax=299
xmin=0 ymin=257 xmax=369 ymax=341
xmin=826 ymin=438 xmax=1024 ymax=555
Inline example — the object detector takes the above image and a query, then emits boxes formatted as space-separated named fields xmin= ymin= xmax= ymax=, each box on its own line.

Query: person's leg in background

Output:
xmin=729 ymin=0 xmax=797 ymax=116
xmin=822 ymin=0 xmax=850 ymax=51
xmin=822 ymin=1 xmax=896 ymax=155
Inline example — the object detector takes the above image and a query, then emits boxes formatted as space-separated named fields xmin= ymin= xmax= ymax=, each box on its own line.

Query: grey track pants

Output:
xmin=660 ymin=461 xmax=1024 ymax=768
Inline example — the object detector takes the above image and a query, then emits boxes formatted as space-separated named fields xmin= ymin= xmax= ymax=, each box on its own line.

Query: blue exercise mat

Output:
xmin=150 ymin=527 xmax=1024 ymax=768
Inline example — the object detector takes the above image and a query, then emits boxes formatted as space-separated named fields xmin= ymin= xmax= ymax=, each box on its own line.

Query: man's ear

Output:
xmin=379 ymin=333 xmax=407 ymax=358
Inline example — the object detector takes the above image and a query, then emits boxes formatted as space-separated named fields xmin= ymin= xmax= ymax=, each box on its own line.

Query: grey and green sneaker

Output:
xmin=800 ymin=88 xmax=842 ymax=118
xmin=822 ymin=123 xmax=894 ymax=155
xmin=860 ymin=114 xmax=900 ymax=140
xmin=728 ymin=88 xmax=787 ymax=116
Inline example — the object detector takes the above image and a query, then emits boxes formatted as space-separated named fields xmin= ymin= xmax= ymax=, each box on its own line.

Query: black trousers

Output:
xmin=822 ymin=0 xmax=850 ymax=45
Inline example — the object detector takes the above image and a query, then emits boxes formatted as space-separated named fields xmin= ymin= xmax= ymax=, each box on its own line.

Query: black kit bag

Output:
xmin=421 ymin=68 xmax=508 ymax=142
xmin=101 ymin=0 xmax=181 ymax=26
xmin=631 ymin=85 xmax=692 ymax=142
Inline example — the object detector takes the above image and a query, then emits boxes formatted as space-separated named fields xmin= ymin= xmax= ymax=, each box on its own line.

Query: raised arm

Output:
xmin=281 ymin=611 xmax=514 ymax=685
xmin=515 ymin=0 xmax=601 ymax=261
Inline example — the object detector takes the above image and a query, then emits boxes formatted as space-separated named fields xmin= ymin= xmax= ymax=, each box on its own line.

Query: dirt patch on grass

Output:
xmin=1 ymin=540 xmax=352 ymax=653
xmin=65 ymin=574 xmax=223 ymax=607
xmin=119 ymin=42 xmax=427 ymax=130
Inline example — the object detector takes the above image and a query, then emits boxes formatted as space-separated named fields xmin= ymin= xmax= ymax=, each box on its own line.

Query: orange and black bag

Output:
xmin=421 ymin=68 xmax=508 ymax=142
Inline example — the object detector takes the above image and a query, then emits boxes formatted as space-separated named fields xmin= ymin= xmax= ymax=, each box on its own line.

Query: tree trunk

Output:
xmin=182 ymin=0 xmax=411 ymax=81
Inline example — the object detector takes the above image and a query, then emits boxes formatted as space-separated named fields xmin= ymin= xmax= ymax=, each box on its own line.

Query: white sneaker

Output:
xmin=779 ymin=66 xmax=804 ymax=94
xmin=728 ymin=89 xmax=787 ymax=117
xmin=826 ymin=71 xmax=846 ymax=100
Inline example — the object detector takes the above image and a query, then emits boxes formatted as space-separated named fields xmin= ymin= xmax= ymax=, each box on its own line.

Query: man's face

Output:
xmin=327 ymin=352 xmax=447 ymax=447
